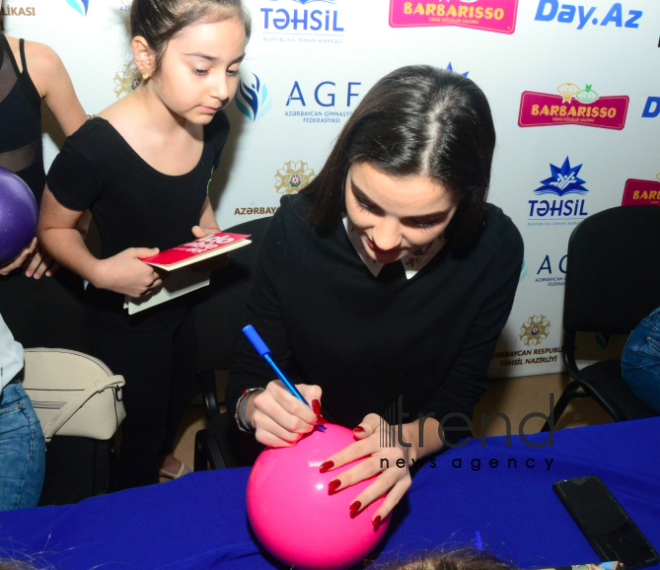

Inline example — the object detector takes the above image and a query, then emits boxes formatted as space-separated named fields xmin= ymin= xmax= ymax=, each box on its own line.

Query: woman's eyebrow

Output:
xmin=351 ymin=180 xmax=379 ymax=207
xmin=352 ymin=178 xmax=451 ymax=219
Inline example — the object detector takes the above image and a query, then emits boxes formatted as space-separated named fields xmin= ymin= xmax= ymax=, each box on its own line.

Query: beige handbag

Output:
xmin=22 ymin=348 xmax=126 ymax=442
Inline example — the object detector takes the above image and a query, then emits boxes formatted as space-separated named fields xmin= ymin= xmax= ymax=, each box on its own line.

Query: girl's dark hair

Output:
xmin=302 ymin=65 xmax=496 ymax=250
xmin=130 ymin=0 xmax=251 ymax=81
xmin=379 ymin=547 xmax=515 ymax=570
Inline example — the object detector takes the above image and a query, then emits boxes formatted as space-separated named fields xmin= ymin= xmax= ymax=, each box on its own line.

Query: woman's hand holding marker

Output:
xmin=247 ymin=380 xmax=324 ymax=447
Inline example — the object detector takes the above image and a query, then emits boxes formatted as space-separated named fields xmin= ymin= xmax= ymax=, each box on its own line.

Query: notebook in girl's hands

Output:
xmin=125 ymin=232 xmax=251 ymax=314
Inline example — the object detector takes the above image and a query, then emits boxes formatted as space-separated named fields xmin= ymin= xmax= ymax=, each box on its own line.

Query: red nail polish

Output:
xmin=327 ymin=479 xmax=341 ymax=492
xmin=319 ymin=461 xmax=334 ymax=473
xmin=353 ymin=426 xmax=365 ymax=433
xmin=312 ymin=400 xmax=321 ymax=417
xmin=373 ymin=516 xmax=381 ymax=530
xmin=349 ymin=501 xmax=361 ymax=515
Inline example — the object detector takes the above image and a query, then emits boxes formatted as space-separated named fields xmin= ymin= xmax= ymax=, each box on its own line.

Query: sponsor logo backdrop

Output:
xmin=6 ymin=0 xmax=660 ymax=378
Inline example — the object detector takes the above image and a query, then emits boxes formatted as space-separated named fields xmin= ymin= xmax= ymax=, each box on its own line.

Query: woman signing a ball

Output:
xmin=227 ymin=66 xmax=524 ymax=526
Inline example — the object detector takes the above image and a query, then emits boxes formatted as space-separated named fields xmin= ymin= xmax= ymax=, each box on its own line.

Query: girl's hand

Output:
xmin=192 ymin=225 xmax=219 ymax=239
xmin=247 ymin=380 xmax=324 ymax=448
xmin=93 ymin=247 xmax=163 ymax=297
xmin=319 ymin=414 xmax=413 ymax=529
xmin=0 ymin=238 xmax=37 ymax=276
xmin=191 ymin=225 xmax=229 ymax=271
xmin=25 ymin=243 xmax=60 ymax=279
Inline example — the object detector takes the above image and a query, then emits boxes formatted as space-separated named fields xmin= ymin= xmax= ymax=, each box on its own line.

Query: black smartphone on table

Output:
xmin=553 ymin=475 xmax=659 ymax=569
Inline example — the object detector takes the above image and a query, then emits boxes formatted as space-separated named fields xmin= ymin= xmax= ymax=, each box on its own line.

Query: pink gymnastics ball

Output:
xmin=247 ymin=423 xmax=390 ymax=569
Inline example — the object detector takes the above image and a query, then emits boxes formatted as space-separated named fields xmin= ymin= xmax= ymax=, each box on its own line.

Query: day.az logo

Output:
xmin=534 ymin=1 xmax=642 ymax=30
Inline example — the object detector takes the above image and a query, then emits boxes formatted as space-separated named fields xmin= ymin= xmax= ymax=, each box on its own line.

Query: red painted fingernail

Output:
xmin=327 ymin=479 xmax=341 ymax=493
xmin=312 ymin=400 xmax=321 ymax=418
xmin=353 ymin=426 xmax=365 ymax=432
xmin=319 ymin=461 xmax=334 ymax=473
xmin=349 ymin=501 xmax=361 ymax=515
xmin=373 ymin=516 xmax=382 ymax=530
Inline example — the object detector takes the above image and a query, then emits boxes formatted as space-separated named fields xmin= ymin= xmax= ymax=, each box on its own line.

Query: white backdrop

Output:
xmin=5 ymin=0 xmax=660 ymax=378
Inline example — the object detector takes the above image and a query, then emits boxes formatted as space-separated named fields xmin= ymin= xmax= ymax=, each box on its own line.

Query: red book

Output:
xmin=140 ymin=232 xmax=251 ymax=271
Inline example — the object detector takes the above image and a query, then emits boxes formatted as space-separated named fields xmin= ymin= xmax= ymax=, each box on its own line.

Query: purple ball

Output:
xmin=0 ymin=167 xmax=38 ymax=266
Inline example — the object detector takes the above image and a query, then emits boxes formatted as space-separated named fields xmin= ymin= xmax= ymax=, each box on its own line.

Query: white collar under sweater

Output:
xmin=342 ymin=214 xmax=446 ymax=279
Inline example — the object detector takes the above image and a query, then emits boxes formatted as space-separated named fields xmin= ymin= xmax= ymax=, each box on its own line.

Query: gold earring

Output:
xmin=142 ymin=72 xmax=149 ymax=81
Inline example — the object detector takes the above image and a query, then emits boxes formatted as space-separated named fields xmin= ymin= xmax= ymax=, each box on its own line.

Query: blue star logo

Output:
xmin=65 ymin=0 xmax=89 ymax=16
xmin=534 ymin=157 xmax=589 ymax=197
xmin=447 ymin=62 xmax=469 ymax=77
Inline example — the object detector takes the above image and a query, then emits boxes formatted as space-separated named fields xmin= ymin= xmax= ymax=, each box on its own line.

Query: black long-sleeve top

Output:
xmin=227 ymin=193 xmax=524 ymax=443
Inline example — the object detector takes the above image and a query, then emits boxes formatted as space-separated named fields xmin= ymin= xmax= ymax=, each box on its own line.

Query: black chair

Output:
xmin=193 ymin=216 xmax=272 ymax=470
xmin=541 ymin=205 xmax=660 ymax=431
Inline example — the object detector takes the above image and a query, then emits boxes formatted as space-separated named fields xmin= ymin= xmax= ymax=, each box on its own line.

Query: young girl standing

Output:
xmin=38 ymin=0 xmax=251 ymax=488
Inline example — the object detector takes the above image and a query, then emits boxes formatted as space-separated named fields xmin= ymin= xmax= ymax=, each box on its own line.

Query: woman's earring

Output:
xmin=142 ymin=72 xmax=149 ymax=81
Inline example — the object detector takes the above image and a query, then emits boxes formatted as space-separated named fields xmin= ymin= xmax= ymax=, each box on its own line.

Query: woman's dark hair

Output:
xmin=130 ymin=0 xmax=251 ymax=82
xmin=378 ymin=547 xmax=514 ymax=570
xmin=302 ymin=65 xmax=496 ymax=250
xmin=0 ymin=2 xmax=5 ymax=32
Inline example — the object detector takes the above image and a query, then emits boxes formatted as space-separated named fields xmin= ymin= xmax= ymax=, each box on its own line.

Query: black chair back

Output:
xmin=563 ymin=205 xmax=660 ymax=335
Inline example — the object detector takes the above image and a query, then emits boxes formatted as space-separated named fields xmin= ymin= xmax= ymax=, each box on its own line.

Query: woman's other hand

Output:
xmin=318 ymin=413 xmax=416 ymax=529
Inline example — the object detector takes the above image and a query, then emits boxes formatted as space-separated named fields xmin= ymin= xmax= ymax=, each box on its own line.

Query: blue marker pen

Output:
xmin=242 ymin=324 xmax=325 ymax=431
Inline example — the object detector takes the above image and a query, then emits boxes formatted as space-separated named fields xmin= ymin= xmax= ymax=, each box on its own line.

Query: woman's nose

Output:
xmin=372 ymin=217 xmax=402 ymax=251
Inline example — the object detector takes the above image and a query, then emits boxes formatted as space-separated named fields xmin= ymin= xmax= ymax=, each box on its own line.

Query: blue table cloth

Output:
xmin=1 ymin=418 xmax=659 ymax=569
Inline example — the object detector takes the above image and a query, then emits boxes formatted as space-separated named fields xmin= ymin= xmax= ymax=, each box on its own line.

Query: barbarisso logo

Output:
xmin=259 ymin=0 xmax=344 ymax=45
xmin=519 ymin=82 xmax=629 ymax=130
xmin=535 ymin=1 xmax=642 ymax=30
xmin=65 ymin=0 xmax=89 ymax=16
xmin=389 ymin=0 xmax=518 ymax=35
xmin=236 ymin=74 xmax=272 ymax=121
xmin=621 ymin=176 xmax=660 ymax=206
xmin=528 ymin=157 xmax=590 ymax=226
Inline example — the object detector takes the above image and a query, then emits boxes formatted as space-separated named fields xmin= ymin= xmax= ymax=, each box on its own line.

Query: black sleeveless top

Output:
xmin=0 ymin=34 xmax=45 ymax=204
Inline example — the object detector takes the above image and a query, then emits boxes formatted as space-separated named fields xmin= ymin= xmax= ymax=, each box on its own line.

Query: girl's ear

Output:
xmin=132 ymin=36 xmax=155 ymax=77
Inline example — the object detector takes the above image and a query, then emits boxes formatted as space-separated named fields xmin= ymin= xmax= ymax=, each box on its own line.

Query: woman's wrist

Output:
xmin=235 ymin=388 xmax=265 ymax=433
xmin=402 ymin=418 xmax=443 ymax=463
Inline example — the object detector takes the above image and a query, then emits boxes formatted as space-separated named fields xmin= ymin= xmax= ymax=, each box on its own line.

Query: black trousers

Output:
xmin=83 ymin=287 xmax=199 ymax=489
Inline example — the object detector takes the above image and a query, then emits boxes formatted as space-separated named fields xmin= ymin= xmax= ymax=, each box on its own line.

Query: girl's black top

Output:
xmin=47 ymin=113 xmax=230 ymax=261
xmin=0 ymin=34 xmax=45 ymax=203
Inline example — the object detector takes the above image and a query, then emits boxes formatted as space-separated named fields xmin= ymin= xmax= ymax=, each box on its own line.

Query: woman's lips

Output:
xmin=366 ymin=237 xmax=402 ymax=261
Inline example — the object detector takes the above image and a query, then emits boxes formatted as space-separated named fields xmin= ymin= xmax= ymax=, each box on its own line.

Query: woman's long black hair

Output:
xmin=302 ymin=65 xmax=496 ymax=250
